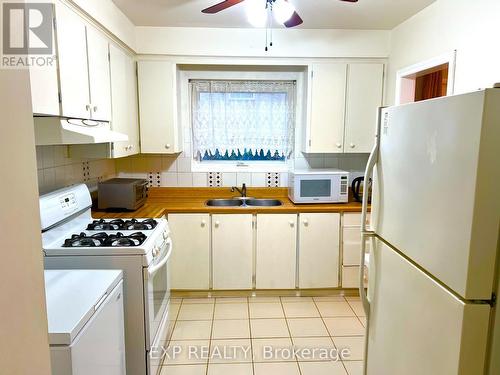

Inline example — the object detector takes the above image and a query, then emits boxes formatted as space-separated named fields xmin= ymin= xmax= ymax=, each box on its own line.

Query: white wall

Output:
xmin=136 ymin=27 xmax=390 ymax=58
xmin=0 ymin=71 xmax=51 ymax=373
xmin=387 ymin=0 xmax=500 ymax=104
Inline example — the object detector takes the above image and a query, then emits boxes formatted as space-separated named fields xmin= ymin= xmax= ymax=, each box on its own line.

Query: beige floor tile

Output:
xmin=292 ymin=337 xmax=336 ymax=362
xmin=254 ymin=362 xmax=301 ymax=375
xmin=249 ymin=302 xmax=284 ymax=319
xmin=358 ymin=317 xmax=367 ymax=327
xmin=250 ymin=318 xmax=289 ymax=338
xmin=332 ymin=337 xmax=365 ymax=361
xmin=214 ymin=303 xmax=249 ymax=320
xmin=212 ymin=319 xmax=250 ymax=339
xmin=287 ymin=318 xmax=329 ymax=337
xmin=216 ymin=297 xmax=248 ymax=304
xmin=344 ymin=296 xmax=361 ymax=302
xmin=324 ymin=317 xmax=365 ymax=337
xmin=178 ymin=304 xmax=214 ymax=321
xmin=207 ymin=363 xmax=253 ymax=375
xmin=171 ymin=320 xmax=212 ymax=340
xmin=252 ymin=337 xmax=294 ymax=362
xmin=281 ymin=296 xmax=313 ymax=303
xmin=164 ymin=340 xmax=210 ymax=365
xmin=346 ymin=300 xmax=366 ymax=317
xmin=313 ymin=296 xmax=347 ymax=302
xmin=169 ymin=304 xmax=181 ymax=319
xmin=160 ymin=364 xmax=207 ymax=375
xmin=343 ymin=360 xmax=364 ymax=375
xmin=248 ymin=296 xmax=281 ymax=303
xmin=182 ymin=298 xmax=216 ymax=304
xmin=282 ymin=302 xmax=320 ymax=318
xmin=209 ymin=339 xmax=252 ymax=363
xmin=299 ymin=361 xmax=348 ymax=375
xmin=316 ymin=302 xmax=356 ymax=317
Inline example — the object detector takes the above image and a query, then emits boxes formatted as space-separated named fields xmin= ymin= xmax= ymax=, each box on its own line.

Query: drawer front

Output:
xmin=342 ymin=266 xmax=368 ymax=288
xmin=343 ymin=212 xmax=370 ymax=227
xmin=343 ymin=227 xmax=370 ymax=265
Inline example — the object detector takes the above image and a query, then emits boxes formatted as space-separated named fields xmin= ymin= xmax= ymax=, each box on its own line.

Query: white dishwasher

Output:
xmin=45 ymin=270 xmax=126 ymax=375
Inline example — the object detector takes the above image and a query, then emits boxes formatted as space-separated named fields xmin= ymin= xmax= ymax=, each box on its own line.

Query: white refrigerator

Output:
xmin=360 ymin=89 xmax=500 ymax=374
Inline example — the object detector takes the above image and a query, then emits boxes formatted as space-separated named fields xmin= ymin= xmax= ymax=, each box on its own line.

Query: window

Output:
xmin=190 ymin=80 xmax=296 ymax=162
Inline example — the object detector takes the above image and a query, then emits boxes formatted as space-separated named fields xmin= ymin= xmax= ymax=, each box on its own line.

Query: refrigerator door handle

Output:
xmin=359 ymin=107 xmax=382 ymax=317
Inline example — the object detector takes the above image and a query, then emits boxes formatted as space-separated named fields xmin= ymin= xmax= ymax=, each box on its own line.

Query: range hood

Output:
xmin=34 ymin=117 xmax=128 ymax=145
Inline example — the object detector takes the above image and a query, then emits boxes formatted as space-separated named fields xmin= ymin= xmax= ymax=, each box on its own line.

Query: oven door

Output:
xmin=144 ymin=237 xmax=172 ymax=351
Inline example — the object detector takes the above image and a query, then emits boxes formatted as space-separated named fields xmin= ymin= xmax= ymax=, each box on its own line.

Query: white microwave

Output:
xmin=288 ymin=169 xmax=349 ymax=204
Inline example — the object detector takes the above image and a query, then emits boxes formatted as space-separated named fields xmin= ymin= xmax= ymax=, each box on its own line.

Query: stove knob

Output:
xmin=163 ymin=230 xmax=168 ymax=239
xmin=153 ymin=247 xmax=159 ymax=257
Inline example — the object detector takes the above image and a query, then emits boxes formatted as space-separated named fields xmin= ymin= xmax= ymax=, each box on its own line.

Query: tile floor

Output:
xmin=161 ymin=296 xmax=365 ymax=375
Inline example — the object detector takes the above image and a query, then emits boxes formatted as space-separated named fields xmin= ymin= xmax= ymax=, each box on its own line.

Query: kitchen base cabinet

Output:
xmin=298 ymin=213 xmax=340 ymax=288
xmin=168 ymin=214 xmax=210 ymax=290
xmin=342 ymin=266 xmax=368 ymax=288
xmin=256 ymin=214 xmax=297 ymax=289
xmin=212 ymin=214 xmax=253 ymax=290
xmin=341 ymin=213 xmax=370 ymax=288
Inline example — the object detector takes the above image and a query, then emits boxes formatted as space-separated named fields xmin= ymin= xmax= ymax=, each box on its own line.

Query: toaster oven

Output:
xmin=98 ymin=178 xmax=148 ymax=210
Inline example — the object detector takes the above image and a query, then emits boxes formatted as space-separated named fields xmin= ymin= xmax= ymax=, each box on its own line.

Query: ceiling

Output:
xmin=112 ymin=0 xmax=436 ymax=30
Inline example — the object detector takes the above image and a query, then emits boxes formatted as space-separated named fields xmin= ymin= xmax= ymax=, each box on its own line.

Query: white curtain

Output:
xmin=191 ymin=80 xmax=295 ymax=159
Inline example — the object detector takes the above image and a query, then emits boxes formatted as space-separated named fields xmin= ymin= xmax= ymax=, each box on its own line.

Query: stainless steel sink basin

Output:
xmin=205 ymin=198 xmax=282 ymax=207
xmin=206 ymin=199 xmax=244 ymax=207
xmin=245 ymin=199 xmax=283 ymax=207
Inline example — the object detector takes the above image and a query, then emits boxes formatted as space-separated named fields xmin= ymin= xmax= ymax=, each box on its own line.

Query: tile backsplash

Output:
xmin=36 ymin=145 xmax=116 ymax=195
xmin=35 ymin=146 xmax=369 ymax=194
xmin=114 ymin=153 xmax=369 ymax=188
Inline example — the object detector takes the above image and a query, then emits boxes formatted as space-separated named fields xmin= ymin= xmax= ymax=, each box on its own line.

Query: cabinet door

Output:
xmin=137 ymin=61 xmax=180 ymax=154
xmin=168 ymin=214 xmax=210 ymax=290
xmin=307 ymin=63 xmax=347 ymax=153
xmin=55 ymin=3 xmax=90 ymax=119
xmin=109 ymin=44 xmax=139 ymax=158
xmin=344 ymin=63 xmax=384 ymax=153
xmin=256 ymin=214 xmax=297 ymax=289
xmin=212 ymin=215 xmax=253 ymax=290
xmin=299 ymin=213 xmax=340 ymax=288
xmin=86 ymin=27 xmax=112 ymax=121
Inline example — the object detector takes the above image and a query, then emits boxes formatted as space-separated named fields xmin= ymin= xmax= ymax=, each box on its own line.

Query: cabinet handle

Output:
xmin=350 ymin=143 xmax=356 ymax=149
xmin=165 ymin=144 xmax=171 ymax=150
xmin=93 ymin=106 xmax=98 ymax=112
xmin=303 ymin=219 xmax=309 ymax=226
xmin=214 ymin=221 xmax=220 ymax=228
xmin=289 ymin=220 xmax=295 ymax=228
xmin=336 ymin=143 xmax=342 ymax=149
xmin=85 ymin=104 xmax=91 ymax=111
xmin=201 ymin=220 xmax=206 ymax=227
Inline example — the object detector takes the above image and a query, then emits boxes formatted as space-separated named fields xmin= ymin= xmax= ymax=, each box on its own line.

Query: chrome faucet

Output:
xmin=231 ymin=183 xmax=247 ymax=198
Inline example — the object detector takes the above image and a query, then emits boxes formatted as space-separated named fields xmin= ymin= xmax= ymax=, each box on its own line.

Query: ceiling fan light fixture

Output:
xmin=273 ymin=0 xmax=295 ymax=24
xmin=246 ymin=0 xmax=268 ymax=27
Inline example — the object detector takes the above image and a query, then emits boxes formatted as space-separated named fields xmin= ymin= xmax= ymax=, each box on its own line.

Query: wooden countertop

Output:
xmin=92 ymin=187 xmax=366 ymax=219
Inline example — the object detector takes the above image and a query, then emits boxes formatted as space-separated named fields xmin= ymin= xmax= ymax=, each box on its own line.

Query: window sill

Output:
xmin=191 ymin=160 xmax=290 ymax=173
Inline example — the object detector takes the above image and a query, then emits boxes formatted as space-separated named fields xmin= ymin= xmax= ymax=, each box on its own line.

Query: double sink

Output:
xmin=206 ymin=197 xmax=282 ymax=207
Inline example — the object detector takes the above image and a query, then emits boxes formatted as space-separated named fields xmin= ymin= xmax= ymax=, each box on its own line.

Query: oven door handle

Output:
xmin=148 ymin=238 xmax=172 ymax=276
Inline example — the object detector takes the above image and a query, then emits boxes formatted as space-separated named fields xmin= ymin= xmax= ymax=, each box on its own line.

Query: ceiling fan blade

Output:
xmin=283 ymin=11 xmax=303 ymax=28
xmin=201 ymin=0 xmax=245 ymax=14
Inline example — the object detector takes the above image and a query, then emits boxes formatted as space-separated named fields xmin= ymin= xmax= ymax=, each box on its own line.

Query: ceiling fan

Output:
xmin=202 ymin=0 xmax=359 ymax=28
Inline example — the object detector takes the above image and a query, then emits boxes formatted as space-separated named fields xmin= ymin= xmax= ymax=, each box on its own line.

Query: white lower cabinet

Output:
xmin=256 ymin=214 xmax=297 ymax=289
xmin=168 ymin=214 xmax=210 ymax=290
xmin=298 ymin=213 xmax=340 ymax=288
xmin=212 ymin=214 xmax=253 ymax=290
xmin=342 ymin=213 xmax=370 ymax=288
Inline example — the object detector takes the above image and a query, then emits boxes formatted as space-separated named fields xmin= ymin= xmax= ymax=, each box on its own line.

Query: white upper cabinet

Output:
xmin=55 ymin=2 xmax=91 ymax=119
xmin=344 ymin=63 xmax=384 ymax=153
xmin=109 ymin=44 xmax=139 ymax=157
xmin=86 ymin=28 xmax=111 ymax=121
xmin=137 ymin=60 xmax=181 ymax=154
xmin=306 ymin=63 xmax=347 ymax=153
xmin=303 ymin=62 xmax=384 ymax=154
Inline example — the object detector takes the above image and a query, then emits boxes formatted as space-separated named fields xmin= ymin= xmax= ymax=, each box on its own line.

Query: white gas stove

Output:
xmin=40 ymin=184 xmax=173 ymax=375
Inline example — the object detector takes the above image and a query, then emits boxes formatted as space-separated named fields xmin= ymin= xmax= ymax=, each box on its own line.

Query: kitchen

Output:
xmin=1 ymin=0 xmax=499 ymax=375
